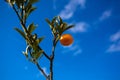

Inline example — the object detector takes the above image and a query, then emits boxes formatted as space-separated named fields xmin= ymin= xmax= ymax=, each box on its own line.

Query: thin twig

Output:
xmin=38 ymin=46 xmax=50 ymax=60
xmin=50 ymin=38 xmax=58 ymax=80
xmin=12 ymin=5 xmax=28 ymax=33
xmin=36 ymin=62 xmax=48 ymax=79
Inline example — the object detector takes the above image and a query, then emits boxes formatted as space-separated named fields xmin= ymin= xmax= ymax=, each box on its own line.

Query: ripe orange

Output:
xmin=60 ymin=34 xmax=73 ymax=46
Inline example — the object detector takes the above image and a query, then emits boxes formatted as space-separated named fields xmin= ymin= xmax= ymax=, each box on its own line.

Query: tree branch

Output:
xmin=38 ymin=46 xmax=50 ymax=60
xmin=36 ymin=62 xmax=48 ymax=79
xmin=12 ymin=5 xmax=28 ymax=33
xmin=49 ymin=38 xmax=58 ymax=80
xmin=12 ymin=4 xmax=50 ymax=61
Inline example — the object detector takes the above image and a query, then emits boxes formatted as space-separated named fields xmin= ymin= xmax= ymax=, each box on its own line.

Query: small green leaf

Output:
xmin=31 ymin=50 xmax=43 ymax=60
xmin=51 ymin=16 xmax=57 ymax=25
xmin=58 ymin=16 xmax=63 ymax=25
xmin=25 ymin=5 xmax=37 ymax=19
xmin=46 ymin=18 xmax=53 ymax=30
xmin=27 ymin=23 xmax=36 ymax=33
xmin=46 ymin=18 xmax=56 ymax=36
xmin=35 ymin=37 xmax=44 ymax=45
xmin=14 ymin=28 xmax=26 ymax=39
xmin=29 ymin=7 xmax=37 ymax=14
xmin=64 ymin=25 xmax=75 ymax=31
xmin=62 ymin=22 xmax=67 ymax=28
xmin=32 ymin=34 xmax=37 ymax=40
xmin=6 ymin=0 xmax=15 ymax=6
xmin=24 ymin=0 xmax=38 ymax=19
xmin=15 ymin=0 xmax=24 ymax=8
xmin=32 ymin=44 xmax=38 ymax=51
xmin=45 ymin=18 xmax=51 ymax=25
xmin=31 ymin=37 xmax=44 ymax=51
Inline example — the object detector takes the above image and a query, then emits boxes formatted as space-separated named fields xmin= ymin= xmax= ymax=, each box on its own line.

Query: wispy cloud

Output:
xmin=58 ymin=0 xmax=86 ymax=20
xmin=70 ymin=22 xmax=89 ymax=33
xmin=110 ymin=31 xmax=120 ymax=42
xmin=61 ymin=42 xmax=82 ymax=56
xmin=107 ymin=41 xmax=120 ymax=52
xmin=99 ymin=10 xmax=112 ymax=21
xmin=73 ymin=49 xmax=82 ymax=56
xmin=107 ymin=30 xmax=120 ymax=53
xmin=93 ymin=9 xmax=112 ymax=25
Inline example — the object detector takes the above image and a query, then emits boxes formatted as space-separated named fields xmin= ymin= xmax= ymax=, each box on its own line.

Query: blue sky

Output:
xmin=0 ymin=0 xmax=120 ymax=80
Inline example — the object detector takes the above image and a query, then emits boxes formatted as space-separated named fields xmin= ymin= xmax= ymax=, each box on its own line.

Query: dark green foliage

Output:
xmin=14 ymin=28 xmax=26 ymax=39
xmin=31 ymin=50 xmax=43 ymax=60
xmin=6 ymin=0 xmax=75 ymax=79
xmin=27 ymin=23 xmax=36 ymax=33
xmin=46 ymin=16 xmax=74 ymax=40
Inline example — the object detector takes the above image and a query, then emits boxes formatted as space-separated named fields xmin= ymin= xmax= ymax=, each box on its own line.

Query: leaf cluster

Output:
xmin=6 ymin=0 xmax=75 ymax=79
xmin=5 ymin=0 xmax=44 ymax=61
xmin=15 ymin=23 xmax=44 ymax=61
xmin=6 ymin=0 xmax=39 ymax=22
xmin=6 ymin=1 xmax=74 ymax=61
xmin=46 ymin=16 xmax=74 ymax=42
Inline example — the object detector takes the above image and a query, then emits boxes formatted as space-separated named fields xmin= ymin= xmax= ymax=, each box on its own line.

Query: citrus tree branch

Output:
xmin=36 ymin=62 xmax=48 ymax=79
xmin=49 ymin=38 xmax=58 ymax=80
xmin=12 ymin=5 xmax=28 ymax=33
xmin=12 ymin=4 xmax=50 ymax=61
xmin=6 ymin=1 xmax=74 ymax=80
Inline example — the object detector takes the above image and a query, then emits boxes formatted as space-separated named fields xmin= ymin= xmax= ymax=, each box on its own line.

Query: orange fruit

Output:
xmin=60 ymin=34 xmax=73 ymax=46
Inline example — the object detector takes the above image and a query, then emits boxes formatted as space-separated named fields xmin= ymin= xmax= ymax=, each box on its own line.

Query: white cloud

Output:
xmin=73 ymin=49 xmax=82 ymax=56
xmin=61 ymin=42 xmax=82 ymax=56
xmin=59 ymin=0 xmax=86 ymax=20
xmin=110 ymin=31 xmax=120 ymax=42
xmin=107 ymin=41 xmax=120 ymax=52
xmin=107 ymin=30 xmax=120 ymax=53
xmin=99 ymin=10 xmax=112 ymax=21
xmin=70 ymin=22 xmax=89 ymax=33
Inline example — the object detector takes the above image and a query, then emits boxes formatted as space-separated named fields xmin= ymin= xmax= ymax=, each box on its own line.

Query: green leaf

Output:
xmin=35 ymin=37 xmax=44 ymax=45
xmin=64 ymin=25 xmax=75 ymax=31
xmin=24 ymin=0 xmax=38 ymax=18
xmin=25 ymin=6 xmax=37 ymax=19
xmin=14 ymin=28 xmax=26 ymax=39
xmin=51 ymin=16 xmax=57 ymax=25
xmin=25 ymin=4 xmax=32 ymax=12
xmin=45 ymin=18 xmax=51 ymax=25
xmin=6 ymin=0 xmax=15 ymax=6
xmin=32 ymin=45 xmax=38 ymax=51
xmin=51 ymin=17 xmax=57 ymax=25
xmin=58 ymin=16 xmax=63 ymax=25
xmin=27 ymin=23 xmax=36 ymax=33
xmin=31 ymin=50 xmax=43 ymax=60
xmin=32 ymin=37 xmax=44 ymax=51
xmin=46 ymin=18 xmax=56 ymax=36
xmin=29 ymin=7 xmax=37 ymax=15
xmin=15 ymin=0 xmax=24 ymax=8
xmin=32 ymin=34 xmax=37 ymax=40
